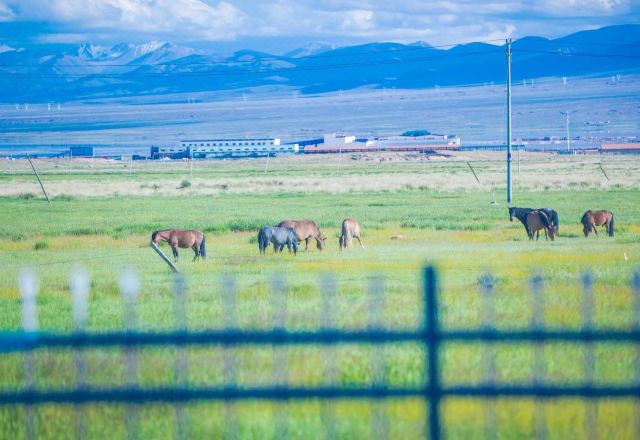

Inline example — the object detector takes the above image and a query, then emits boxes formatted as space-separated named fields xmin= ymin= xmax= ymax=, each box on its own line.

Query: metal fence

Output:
xmin=1 ymin=266 xmax=639 ymax=439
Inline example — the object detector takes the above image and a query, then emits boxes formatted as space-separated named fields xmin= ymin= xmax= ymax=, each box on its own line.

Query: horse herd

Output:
xmin=509 ymin=207 xmax=614 ymax=241
xmin=151 ymin=218 xmax=363 ymax=261
xmin=150 ymin=208 xmax=614 ymax=262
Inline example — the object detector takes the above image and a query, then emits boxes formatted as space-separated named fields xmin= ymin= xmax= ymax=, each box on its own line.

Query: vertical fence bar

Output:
xmin=320 ymin=275 xmax=338 ymax=440
xmin=271 ymin=275 xmax=289 ymax=439
xmin=530 ymin=274 xmax=547 ymax=440
xmin=173 ymin=274 xmax=188 ymax=440
xmin=70 ymin=267 xmax=90 ymax=440
xmin=19 ymin=268 xmax=38 ymax=440
xmin=632 ymin=271 xmax=640 ymax=440
xmin=368 ymin=276 xmax=388 ymax=440
xmin=119 ymin=268 xmax=140 ymax=440
xmin=221 ymin=275 xmax=238 ymax=439
xmin=424 ymin=266 xmax=441 ymax=440
xmin=581 ymin=272 xmax=597 ymax=440
xmin=480 ymin=274 xmax=497 ymax=440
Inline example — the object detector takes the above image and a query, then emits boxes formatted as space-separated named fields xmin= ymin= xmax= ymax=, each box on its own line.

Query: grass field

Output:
xmin=1 ymin=152 xmax=639 ymax=439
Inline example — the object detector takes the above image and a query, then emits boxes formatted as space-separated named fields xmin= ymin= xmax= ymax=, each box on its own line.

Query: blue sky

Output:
xmin=0 ymin=0 xmax=638 ymax=52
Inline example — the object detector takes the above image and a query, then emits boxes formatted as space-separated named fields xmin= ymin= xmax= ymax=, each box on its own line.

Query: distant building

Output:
xmin=599 ymin=143 xmax=640 ymax=154
xmin=182 ymin=138 xmax=291 ymax=158
xmin=70 ymin=146 xmax=94 ymax=157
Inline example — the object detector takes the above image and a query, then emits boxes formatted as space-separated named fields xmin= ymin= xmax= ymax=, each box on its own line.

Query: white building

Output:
xmin=322 ymin=133 xmax=356 ymax=148
xmin=179 ymin=138 xmax=297 ymax=158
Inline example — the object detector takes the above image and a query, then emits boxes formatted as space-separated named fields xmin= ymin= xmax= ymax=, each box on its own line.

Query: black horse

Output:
xmin=258 ymin=226 xmax=299 ymax=254
xmin=509 ymin=207 xmax=559 ymax=239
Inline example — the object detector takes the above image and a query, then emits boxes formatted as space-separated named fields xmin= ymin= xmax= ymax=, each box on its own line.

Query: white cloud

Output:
xmin=6 ymin=0 xmax=246 ymax=40
xmin=1 ymin=0 xmax=637 ymax=48
xmin=0 ymin=1 xmax=15 ymax=21
xmin=533 ymin=0 xmax=630 ymax=16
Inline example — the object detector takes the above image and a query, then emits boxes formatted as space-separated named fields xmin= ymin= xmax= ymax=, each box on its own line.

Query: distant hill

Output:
xmin=0 ymin=24 xmax=638 ymax=101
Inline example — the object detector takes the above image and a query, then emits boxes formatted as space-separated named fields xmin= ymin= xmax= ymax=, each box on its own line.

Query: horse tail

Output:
xmin=199 ymin=235 xmax=207 ymax=259
xmin=552 ymin=211 xmax=559 ymax=234
xmin=608 ymin=213 xmax=614 ymax=237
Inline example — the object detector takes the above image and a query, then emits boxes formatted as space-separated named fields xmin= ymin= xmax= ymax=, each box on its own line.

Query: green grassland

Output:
xmin=1 ymin=160 xmax=639 ymax=438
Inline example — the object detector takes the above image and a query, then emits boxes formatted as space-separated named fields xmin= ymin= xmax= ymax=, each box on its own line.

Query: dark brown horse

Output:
xmin=581 ymin=210 xmax=614 ymax=237
xmin=277 ymin=220 xmax=326 ymax=251
xmin=151 ymin=229 xmax=206 ymax=262
xmin=526 ymin=210 xmax=556 ymax=241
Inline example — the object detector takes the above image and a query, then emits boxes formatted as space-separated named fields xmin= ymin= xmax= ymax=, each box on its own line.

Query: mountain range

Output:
xmin=0 ymin=24 xmax=638 ymax=102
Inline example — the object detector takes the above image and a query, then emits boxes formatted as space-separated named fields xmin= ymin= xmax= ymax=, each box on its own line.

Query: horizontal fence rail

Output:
xmin=0 ymin=266 xmax=639 ymax=439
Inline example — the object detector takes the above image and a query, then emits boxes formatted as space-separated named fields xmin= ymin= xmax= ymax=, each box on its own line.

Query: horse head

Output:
xmin=508 ymin=207 xmax=515 ymax=222
xmin=316 ymin=235 xmax=327 ymax=250
xmin=151 ymin=230 xmax=159 ymax=244
xmin=548 ymin=225 xmax=557 ymax=241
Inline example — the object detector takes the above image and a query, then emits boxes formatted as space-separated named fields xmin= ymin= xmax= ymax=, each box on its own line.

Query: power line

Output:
xmin=517 ymin=49 xmax=640 ymax=59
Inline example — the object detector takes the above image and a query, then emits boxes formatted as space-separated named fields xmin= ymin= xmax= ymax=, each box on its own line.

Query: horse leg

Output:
xmin=192 ymin=243 xmax=199 ymax=262
xmin=172 ymin=246 xmax=179 ymax=262
xmin=593 ymin=223 xmax=598 ymax=236
xmin=356 ymin=235 xmax=365 ymax=249
xmin=304 ymin=238 xmax=310 ymax=251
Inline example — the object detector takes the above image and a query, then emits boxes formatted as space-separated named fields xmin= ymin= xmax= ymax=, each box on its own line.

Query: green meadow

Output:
xmin=1 ymin=160 xmax=639 ymax=438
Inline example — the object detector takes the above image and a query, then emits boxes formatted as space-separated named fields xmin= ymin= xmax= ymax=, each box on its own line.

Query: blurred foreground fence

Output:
xmin=1 ymin=266 xmax=639 ymax=439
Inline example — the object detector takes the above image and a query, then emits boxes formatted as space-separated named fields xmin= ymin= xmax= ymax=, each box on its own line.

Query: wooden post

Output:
xmin=26 ymin=154 xmax=51 ymax=203
xmin=466 ymin=161 xmax=481 ymax=184
xmin=151 ymin=242 xmax=179 ymax=273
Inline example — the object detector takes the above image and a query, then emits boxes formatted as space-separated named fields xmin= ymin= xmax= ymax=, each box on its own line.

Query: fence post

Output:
xmin=632 ymin=271 xmax=640 ymax=440
xmin=530 ymin=274 xmax=547 ymax=440
xmin=480 ymin=274 xmax=497 ymax=440
xmin=221 ymin=275 xmax=238 ymax=439
xmin=320 ymin=275 xmax=338 ymax=440
xmin=19 ymin=268 xmax=38 ymax=440
xmin=271 ymin=275 xmax=289 ymax=439
xmin=173 ymin=274 xmax=188 ymax=440
xmin=424 ymin=266 xmax=441 ymax=440
xmin=119 ymin=268 xmax=140 ymax=440
xmin=581 ymin=272 xmax=597 ymax=440
xmin=70 ymin=267 xmax=89 ymax=440
xmin=369 ymin=275 xmax=388 ymax=440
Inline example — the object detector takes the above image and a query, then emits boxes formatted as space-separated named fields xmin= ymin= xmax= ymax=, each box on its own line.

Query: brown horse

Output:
xmin=526 ymin=210 xmax=556 ymax=241
xmin=581 ymin=210 xmax=614 ymax=237
xmin=277 ymin=220 xmax=326 ymax=251
xmin=339 ymin=218 xmax=364 ymax=250
xmin=151 ymin=229 xmax=206 ymax=262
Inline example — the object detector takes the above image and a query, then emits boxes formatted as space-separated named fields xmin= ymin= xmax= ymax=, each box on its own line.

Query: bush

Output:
xmin=179 ymin=180 xmax=191 ymax=189
xmin=34 ymin=239 xmax=48 ymax=250
xmin=52 ymin=194 xmax=75 ymax=201
xmin=17 ymin=193 xmax=37 ymax=200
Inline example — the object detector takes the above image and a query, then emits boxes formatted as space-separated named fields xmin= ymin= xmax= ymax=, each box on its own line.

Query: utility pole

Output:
xmin=26 ymin=154 xmax=51 ymax=203
xmin=506 ymin=38 xmax=513 ymax=204
xmin=562 ymin=111 xmax=571 ymax=152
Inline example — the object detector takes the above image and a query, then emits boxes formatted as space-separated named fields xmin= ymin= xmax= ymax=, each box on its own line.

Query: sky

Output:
xmin=0 ymin=0 xmax=638 ymax=53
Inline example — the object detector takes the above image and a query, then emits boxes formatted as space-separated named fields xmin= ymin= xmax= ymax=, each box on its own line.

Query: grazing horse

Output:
xmin=339 ymin=218 xmax=364 ymax=250
xmin=509 ymin=207 xmax=559 ymax=239
xmin=526 ymin=211 xmax=556 ymax=241
xmin=581 ymin=210 xmax=614 ymax=237
xmin=509 ymin=207 xmax=534 ymax=236
xmin=258 ymin=226 xmax=298 ymax=254
xmin=277 ymin=220 xmax=326 ymax=251
xmin=151 ymin=229 xmax=206 ymax=262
